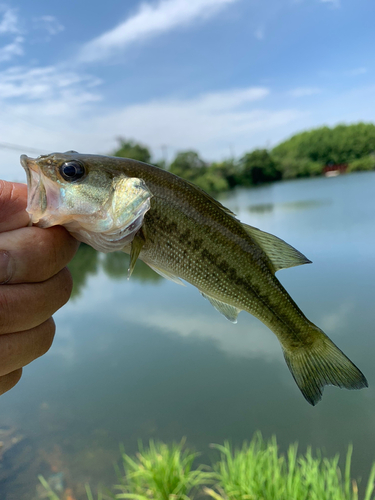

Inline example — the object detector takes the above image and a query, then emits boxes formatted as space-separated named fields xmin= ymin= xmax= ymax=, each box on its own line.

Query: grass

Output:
xmin=38 ymin=475 xmax=60 ymax=500
xmin=205 ymin=434 xmax=375 ymax=500
xmin=113 ymin=438 xmax=211 ymax=499
xmin=39 ymin=434 xmax=375 ymax=500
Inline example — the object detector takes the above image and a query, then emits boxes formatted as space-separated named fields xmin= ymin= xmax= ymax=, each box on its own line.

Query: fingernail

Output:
xmin=0 ymin=251 xmax=12 ymax=284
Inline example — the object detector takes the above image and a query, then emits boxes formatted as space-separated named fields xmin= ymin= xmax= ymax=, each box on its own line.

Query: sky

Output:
xmin=0 ymin=0 xmax=374 ymax=181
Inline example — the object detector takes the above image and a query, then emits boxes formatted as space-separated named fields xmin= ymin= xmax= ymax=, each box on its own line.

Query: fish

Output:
xmin=21 ymin=151 xmax=368 ymax=405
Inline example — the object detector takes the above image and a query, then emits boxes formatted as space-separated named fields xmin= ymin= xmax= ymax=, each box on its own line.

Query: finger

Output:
xmin=0 ymin=318 xmax=55 ymax=376
xmin=0 ymin=226 xmax=79 ymax=284
xmin=0 ymin=181 xmax=29 ymax=232
xmin=0 ymin=267 xmax=73 ymax=334
xmin=0 ymin=368 xmax=22 ymax=396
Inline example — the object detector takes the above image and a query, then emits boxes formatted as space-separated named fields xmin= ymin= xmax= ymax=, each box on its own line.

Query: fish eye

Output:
xmin=59 ymin=161 xmax=86 ymax=182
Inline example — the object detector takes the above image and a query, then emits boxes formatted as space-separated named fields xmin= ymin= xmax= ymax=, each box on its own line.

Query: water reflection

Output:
xmin=69 ymin=245 xmax=162 ymax=297
xmin=248 ymin=202 xmax=274 ymax=213
xmin=247 ymin=199 xmax=330 ymax=214
xmin=102 ymin=250 xmax=162 ymax=283
xmin=68 ymin=244 xmax=99 ymax=298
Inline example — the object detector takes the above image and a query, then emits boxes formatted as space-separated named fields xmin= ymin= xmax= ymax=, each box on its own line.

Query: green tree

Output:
xmin=272 ymin=123 xmax=375 ymax=176
xmin=239 ymin=149 xmax=282 ymax=185
xmin=153 ymin=158 xmax=167 ymax=170
xmin=193 ymin=170 xmax=229 ymax=193
xmin=347 ymin=154 xmax=375 ymax=172
xmin=210 ymin=159 xmax=239 ymax=188
xmin=169 ymin=150 xmax=207 ymax=181
xmin=276 ymin=157 xmax=322 ymax=180
xmin=112 ymin=138 xmax=151 ymax=163
xmin=169 ymin=151 xmax=232 ymax=193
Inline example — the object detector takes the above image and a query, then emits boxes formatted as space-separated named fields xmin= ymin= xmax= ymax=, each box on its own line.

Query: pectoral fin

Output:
xmin=128 ymin=228 xmax=146 ymax=279
xmin=242 ymin=224 xmax=311 ymax=273
xmin=201 ymin=292 xmax=241 ymax=323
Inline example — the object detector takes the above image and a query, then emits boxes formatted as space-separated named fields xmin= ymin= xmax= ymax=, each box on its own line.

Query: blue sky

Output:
xmin=0 ymin=0 xmax=374 ymax=180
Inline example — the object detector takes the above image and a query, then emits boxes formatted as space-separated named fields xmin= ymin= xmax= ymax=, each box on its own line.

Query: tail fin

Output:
xmin=283 ymin=329 xmax=368 ymax=405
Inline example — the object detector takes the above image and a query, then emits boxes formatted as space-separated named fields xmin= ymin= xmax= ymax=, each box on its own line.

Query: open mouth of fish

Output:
xmin=20 ymin=154 xmax=48 ymax=225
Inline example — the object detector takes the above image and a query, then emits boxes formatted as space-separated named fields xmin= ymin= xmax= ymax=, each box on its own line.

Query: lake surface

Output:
xmin=1 ymin=172 xmax=375 ymax=499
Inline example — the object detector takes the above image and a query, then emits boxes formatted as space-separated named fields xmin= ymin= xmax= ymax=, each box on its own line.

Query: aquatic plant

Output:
xmin=38 ymin=475 xmax=60 ymax=500
xmin=204 ymin=434 xmax=375 ymax=500
xmin=38 ymin=474 xmax=105 ymax=500
xmin=39 ymin=434 xmax=375 ymax=500
xmin=113 ymin=438 xmax=211 ymax=499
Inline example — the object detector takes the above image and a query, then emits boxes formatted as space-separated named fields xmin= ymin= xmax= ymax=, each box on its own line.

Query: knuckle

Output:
xmin=0 ymin=182 xmax=15 ymax=220
xmin=33 ymin=230 xmax=59 ymax=277
xmin=0 ymin=180 xmax=12 ymax=206
xmin=0 ymin=182 xmax=27 ymax=224
xmin=57 ymin=267 xmax=74 ymax=304
xmin=48 ymin=226 xmax=80 ymax=263
xmin=0 ymin=368 xmax=22 ymax=396
xmin=39 ymin=318 xmax=56 ymax=356
xmin=0 ymin=288 xmax=13 ymax=332
xmin=1 ymin=335 xmax=15 ymax=361
xmin=0 ymin=334 xmax=19 ymax=376
xmin=0 ymin=267 xmax=73 ymax=335
xmin=33 ymin=227 xmax=78 ymax=279
xmin=0 ymin=250 xmax=13 ymax=285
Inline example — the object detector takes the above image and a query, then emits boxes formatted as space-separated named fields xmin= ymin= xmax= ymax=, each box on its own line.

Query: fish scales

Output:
xmin=20 ymin=152 xmax=368 ymax=405
xmin=135 ymin=173 xmax=311 ymax=344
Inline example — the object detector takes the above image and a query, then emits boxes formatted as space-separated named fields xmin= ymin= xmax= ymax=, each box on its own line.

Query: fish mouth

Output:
xmin=20 ymin=154 xmax=47 ymax=224
xmin=21 ymin=154 xmax=38 ymax=187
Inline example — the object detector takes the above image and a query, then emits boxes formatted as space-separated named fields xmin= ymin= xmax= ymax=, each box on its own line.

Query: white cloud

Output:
xmin=254 ymin=26 xmax=264 ymax=40
xmin=85 ymin=87 xmax=300 ymax=159
xmin=124 ymin=306 xmax=282 ymax=361
xmin=0 ymin=65 xmax=101 ymax=100
xmin=0 ymin=6 xmax=23 ymax=62
xmin=78 ymin=0 xmax=239 ymax=62
xmin=345 ymin=67 xmax=367 ymax=77
xmin=0 ymin=81 xmax=304 ymax=181
xmin=320 ymin=0 xmax=340 ymax=6
xmin=0 ymin=36 xmax=23 ymax=62
xmin=0 ymin=5 xmax=20 ymax=34
xmin=33 ymin=15 xmax=65 ymax=36
xmin=50 ymin=273 xmax=282 ymax=363
xmin=193 ymin=87 xmax=269 ymax=110
xmin=320 ymin=302 xmax=354 ymax=333
xmin=0 ymin=65 xmax=103 ymax=180
xmin=0 ymin=10 xmax=64 ymax=65
xmin=289 ymin=87 xmax=322 ymax=97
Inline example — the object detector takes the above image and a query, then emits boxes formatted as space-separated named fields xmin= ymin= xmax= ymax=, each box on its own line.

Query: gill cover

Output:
xmin=63 ymin=175 xmax=152 ymax=252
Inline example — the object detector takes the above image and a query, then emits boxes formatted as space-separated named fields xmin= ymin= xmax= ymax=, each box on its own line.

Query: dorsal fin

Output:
xmin=201 ymin=292 xmax=241 ymax=323
xmin=242 ymin=224 xmax=311 ymax=273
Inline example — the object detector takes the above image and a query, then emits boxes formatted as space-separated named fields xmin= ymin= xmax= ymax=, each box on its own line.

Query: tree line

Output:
xmin=112 ymin=122 xmax=375 ymax=194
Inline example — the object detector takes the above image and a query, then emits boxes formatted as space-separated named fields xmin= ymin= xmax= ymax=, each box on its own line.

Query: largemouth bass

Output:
xmin=21 ymin=152 xmax=368 ymax=405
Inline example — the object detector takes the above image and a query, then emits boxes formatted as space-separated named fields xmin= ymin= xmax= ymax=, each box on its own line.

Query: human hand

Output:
xmin=0 ymin=180 xmax=79 ymax=395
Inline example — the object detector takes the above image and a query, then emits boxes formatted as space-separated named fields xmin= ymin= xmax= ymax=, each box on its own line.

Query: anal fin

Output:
xmin=201 ymin=292 xmax=241 ymax=323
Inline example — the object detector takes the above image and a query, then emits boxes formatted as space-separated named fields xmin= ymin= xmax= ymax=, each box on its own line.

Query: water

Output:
xmin=1 ymin=172 xmax=375 ymax=498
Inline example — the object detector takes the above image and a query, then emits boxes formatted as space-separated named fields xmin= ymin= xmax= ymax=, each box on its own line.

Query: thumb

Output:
xmin=0 ymin=181 xmax=30 ymax=232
